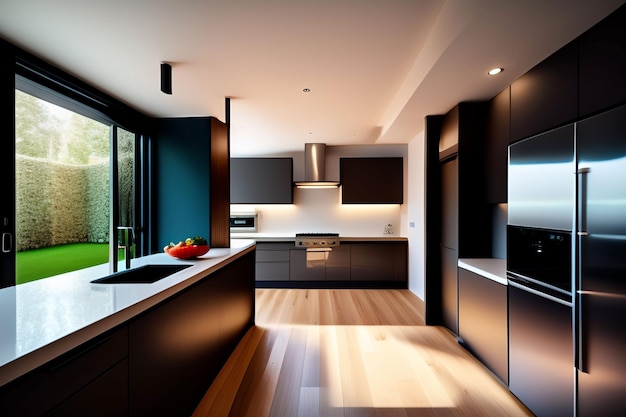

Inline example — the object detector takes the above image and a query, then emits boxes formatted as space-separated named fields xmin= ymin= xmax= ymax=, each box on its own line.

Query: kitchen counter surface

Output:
xmin=0 ymin=239 xmax=255 ymax=387
xmin=231 ymin=233 xmax=407 ymax=242
xmin=458 ymin=258 xmax=507 ymax=285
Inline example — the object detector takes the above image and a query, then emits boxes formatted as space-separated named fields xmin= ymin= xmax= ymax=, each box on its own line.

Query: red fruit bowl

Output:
xmin=164 ymin=244 xmax=210 ymax=259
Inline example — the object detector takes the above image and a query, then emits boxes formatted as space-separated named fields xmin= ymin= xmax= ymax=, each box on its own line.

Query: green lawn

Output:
xmin=16 ymin=243 xmax=110 ymax=284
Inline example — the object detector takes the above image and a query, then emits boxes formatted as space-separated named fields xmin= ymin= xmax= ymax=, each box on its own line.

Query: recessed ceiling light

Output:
xmin=303 ymin=88 xmax=310 ymax=92
xmin=488 ymin=67 xmax=503 ymax=76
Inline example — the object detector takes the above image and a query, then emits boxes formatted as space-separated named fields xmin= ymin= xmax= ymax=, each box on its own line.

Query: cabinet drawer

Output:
xmin=0 ymin=326 xmax=129 ymax=416
xmin=256 ymin=262 xmax=290 ymax=281
xmin=257 ymin=250 xmax=290 ymax=263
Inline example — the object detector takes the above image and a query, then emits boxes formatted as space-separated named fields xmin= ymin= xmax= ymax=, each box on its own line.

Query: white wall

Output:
xmin=406 ymin=133 xmax=426 ymax=300
xmin=231 ymin=144 xmax=407 ymax=237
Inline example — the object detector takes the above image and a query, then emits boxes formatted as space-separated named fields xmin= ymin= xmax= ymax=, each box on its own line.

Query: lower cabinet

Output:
xmin=255 ymin=240 xmax=407 ymax=286
xmin=256 ymin=242 xmax=292 ymax=281
xmin=350 ymin=242 xmax=407 ymax=282
xmin=0 ymin=326 xmax=129 ymax=417
xmin=458 ymin=267 xmax=508 ymax=384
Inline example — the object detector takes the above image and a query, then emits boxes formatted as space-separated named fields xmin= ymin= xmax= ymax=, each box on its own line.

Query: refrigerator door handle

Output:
xmin=577 ymin=167 xmax=590 ymax=235
xmin=576 ymin=289 xmax=587 ymax=373
xmin=508 ymin=279 xmax=572 ymax=307
xmin=576 ymin=166 xmax=590 ymax=372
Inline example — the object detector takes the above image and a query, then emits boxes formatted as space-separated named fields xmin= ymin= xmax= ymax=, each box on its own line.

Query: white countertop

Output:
xmin=0 ymin=239 xmax=255 ymax=387
xmin=458 ymin=258 xmax=507 ymax=285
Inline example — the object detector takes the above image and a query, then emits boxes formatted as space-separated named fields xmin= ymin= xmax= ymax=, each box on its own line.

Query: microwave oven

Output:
xmin=230 ymin=212 xmax=258 ymax=233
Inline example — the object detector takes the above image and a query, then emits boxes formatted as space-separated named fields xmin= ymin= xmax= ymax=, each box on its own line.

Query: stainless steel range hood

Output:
xmin=294 ymin=143 xmax=340 ymax=188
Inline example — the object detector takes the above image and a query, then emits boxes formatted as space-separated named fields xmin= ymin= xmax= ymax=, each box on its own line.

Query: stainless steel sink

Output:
xmin=90 ymin=264 xmax=191 ymax=284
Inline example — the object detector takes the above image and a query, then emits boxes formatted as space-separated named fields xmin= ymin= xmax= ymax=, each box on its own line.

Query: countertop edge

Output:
xmin=0 ymin=240 xmax=256 ymax=388
xmin=458 ymin=258 xmax=507 ymax=285
xmin=231 ymin=234 xmax=408 ymax=242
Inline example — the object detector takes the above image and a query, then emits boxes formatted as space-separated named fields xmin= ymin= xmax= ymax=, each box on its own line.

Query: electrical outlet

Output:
xmin=384 ymin=224 xmax=393 ymax=234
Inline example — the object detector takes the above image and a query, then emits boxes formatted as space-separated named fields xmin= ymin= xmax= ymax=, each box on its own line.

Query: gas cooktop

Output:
xmin=295 ymin=233 xmax=340 ymax=248
xmin=295 ymin=232 xmax=339 ymax=237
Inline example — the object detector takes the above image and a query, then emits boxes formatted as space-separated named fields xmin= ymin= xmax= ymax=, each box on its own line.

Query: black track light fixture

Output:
xmin=161 ymin=62 xmax=172 ymax=94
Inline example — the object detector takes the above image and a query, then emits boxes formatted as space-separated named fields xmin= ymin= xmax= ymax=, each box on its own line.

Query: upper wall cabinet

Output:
xmin=484 ymin=87 xmax=510 ymax=203
xmin=578 ymin=4 xmax=626 ymax=118
xmin=230 ymin=158 xmax=293 ymax=204
xmin=340 ymin=157 xmax=403 ymax=204
xmin=510 ymin=41 xmax=578 ymax=142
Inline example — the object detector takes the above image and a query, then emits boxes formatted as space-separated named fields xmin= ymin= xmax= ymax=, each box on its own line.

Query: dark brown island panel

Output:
xmin=0 ymin=249 xmax=255 ymax=417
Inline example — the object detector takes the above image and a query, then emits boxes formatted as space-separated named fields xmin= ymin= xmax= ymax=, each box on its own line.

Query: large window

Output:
xmin=0 ymin=43 xmax=150 ymax=288
xmin=15 ymin=90 xmax=112 ymax=284
xmin=10 ymin=85 xmax=145 ymax=285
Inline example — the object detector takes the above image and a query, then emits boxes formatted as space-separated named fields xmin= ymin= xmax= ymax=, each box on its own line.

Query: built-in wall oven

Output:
xmin=229 ymin=212 xmax=258 ymax=233
xmin=507 ymin=124 xmax=575 ymax=417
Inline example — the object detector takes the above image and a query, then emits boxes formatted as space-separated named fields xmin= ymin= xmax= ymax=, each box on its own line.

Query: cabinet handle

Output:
xmin=2 ymin=233 xmax=11 ymax=253
xmin=47 ymin=335 xmax=113 ymax=373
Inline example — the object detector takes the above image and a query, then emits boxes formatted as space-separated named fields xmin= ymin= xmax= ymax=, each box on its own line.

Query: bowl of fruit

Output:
xmin=164 ymin=236 xmax=209 ymax=259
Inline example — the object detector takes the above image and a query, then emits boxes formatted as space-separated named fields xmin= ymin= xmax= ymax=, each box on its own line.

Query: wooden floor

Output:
xmin=192 ymin=289 xmax=533 ymax=417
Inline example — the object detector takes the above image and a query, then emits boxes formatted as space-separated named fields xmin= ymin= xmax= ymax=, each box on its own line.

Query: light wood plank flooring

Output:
xmin=193 ymin=289 xmax=533 ymax=417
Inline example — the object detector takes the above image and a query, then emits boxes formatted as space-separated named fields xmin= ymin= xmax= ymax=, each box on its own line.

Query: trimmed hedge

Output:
xmin=16 ymin=155 xmax=113 ymax=251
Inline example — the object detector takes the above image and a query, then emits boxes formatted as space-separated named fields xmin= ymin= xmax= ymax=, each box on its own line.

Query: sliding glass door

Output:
xmin=7 ymin=87 xmax=142 ymax=286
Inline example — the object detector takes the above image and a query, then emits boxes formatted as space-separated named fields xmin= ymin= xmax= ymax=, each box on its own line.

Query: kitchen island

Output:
xmin=0 ymin=239 xmax=256 ymax=417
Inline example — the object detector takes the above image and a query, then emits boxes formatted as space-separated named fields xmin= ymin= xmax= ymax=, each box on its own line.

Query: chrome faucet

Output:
xmin=117 ymin=226 xmax=135 ymax=270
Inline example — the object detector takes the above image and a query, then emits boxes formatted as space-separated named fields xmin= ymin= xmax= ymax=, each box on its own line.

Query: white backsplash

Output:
xmin=231 ymin=186 xmax=402 ymax=237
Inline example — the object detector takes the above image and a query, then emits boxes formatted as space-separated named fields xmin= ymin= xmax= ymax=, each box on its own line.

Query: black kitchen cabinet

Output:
xmin=510 ymin=41 xmax=578 ymax=142
xmin=256 ymin=242 xmax=292 ymax=281
xmin=129 ymin=250 xmax=254 ymax=417
xmin=432 ymin=103 xmax=490 ymax=334
xmin=484 ymin=87 xmax=510 ymax=203
xmin=578 ymin=3 xmax=626 ymax=118
xmin=458 ymin=267 xmax=508 ymax=384
xmin=0 ymin=326 xmax=129 ymax=417
xmin=340 ymin=157 xmax=403 ymax=204
xmin=46 ymin=360 xmax=129 ymax=417
xmin=231 ymin=158 xmax=293 ymax=204
xmin=350 ymin=242 xmax=406 ymax=282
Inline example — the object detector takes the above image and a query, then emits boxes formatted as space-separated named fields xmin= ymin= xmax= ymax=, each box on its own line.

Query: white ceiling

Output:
xmin=1 ymin=0 xmax=623 ymax=156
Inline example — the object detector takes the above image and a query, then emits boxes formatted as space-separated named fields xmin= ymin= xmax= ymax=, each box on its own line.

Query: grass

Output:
xmin=16 ymin=243 xmax=110 ymax=285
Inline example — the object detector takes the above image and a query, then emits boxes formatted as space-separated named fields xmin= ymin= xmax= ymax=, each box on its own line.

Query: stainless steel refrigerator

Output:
xmin=507 ymin=103 xmax=626 ymax=416
xmin=575 ymin=104 xmax=626 ymax=416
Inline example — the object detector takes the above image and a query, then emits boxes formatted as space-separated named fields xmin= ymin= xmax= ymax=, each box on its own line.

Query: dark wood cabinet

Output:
xmin=230 ymin=158 xmax=293 ymax=204
xmin=510 ymin=41 xmax=578 ymax=142
xmin=458 ymin=268 xmax=508 ymax=384
xmin=256 ymin=242 xmax=292 ymax=281
xmin=0 ymin=326 xmax=129 ymax=417
xmin=47 ymin=359 xmax=129 ymax=417
xmin=484 ymin=87 xmax=510 ymax=203
xmin=129 ymin=250 xmax=254 ymax=417
xmin=427 ymin=103 xmax=489 ymax=332
xmin=350 ymin=242 xmax=407 ymax=282
xmin=578 ymin=4 xmax=626 ymax=118
xmin=255 ymin=240 xmax=406 ymax=287
xmin=340 ymin=157 xmax=403 ymax=204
